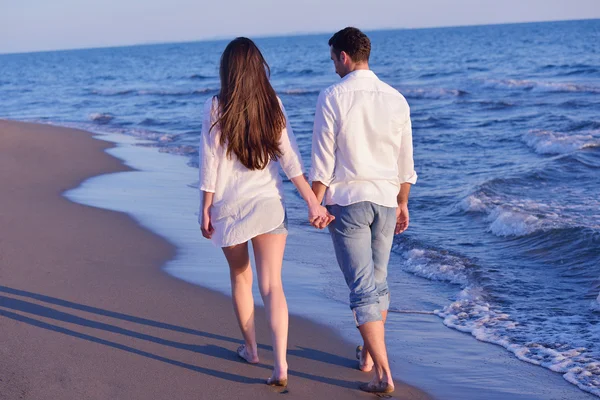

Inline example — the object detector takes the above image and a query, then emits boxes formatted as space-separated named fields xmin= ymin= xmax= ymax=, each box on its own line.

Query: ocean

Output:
xmin=1 ymin=19 xmax=599 ymax=397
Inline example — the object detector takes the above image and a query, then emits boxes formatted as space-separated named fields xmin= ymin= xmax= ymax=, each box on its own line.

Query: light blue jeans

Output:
xmin=327 ymin=202 xmax=396 ymax=326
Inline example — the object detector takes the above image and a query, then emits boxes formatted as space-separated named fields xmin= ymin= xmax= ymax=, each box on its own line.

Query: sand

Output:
xmin=0 ymin=120 xmax=429 ymax=400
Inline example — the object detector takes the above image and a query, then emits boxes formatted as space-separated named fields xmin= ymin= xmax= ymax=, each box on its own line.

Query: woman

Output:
xmin=198 ymin=37 xmax=332 ymax=387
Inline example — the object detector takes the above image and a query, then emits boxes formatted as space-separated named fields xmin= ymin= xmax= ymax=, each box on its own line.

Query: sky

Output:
xmin=0 ymin=0 xmax=599 ymax=54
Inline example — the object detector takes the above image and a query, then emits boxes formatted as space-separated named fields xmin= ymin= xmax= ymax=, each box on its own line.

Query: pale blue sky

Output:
xmin=0 ymin=0 xmax=598 ymax=54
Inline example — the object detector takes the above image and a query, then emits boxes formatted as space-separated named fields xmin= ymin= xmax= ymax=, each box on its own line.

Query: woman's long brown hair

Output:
xmin=211 ymin=37 xmax=285 ymax=170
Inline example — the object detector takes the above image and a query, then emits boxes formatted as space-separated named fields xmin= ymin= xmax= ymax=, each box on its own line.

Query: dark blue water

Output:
xmin=2 ymin=19 xmax=600 ymax=396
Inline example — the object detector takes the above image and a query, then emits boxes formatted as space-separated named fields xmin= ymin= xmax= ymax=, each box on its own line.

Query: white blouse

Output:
xmin=198 ymin=96 xmax=304 ymax=247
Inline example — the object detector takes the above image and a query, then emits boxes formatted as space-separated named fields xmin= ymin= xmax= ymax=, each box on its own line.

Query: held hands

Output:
xmin=201 ymin=208 xmax=215 ymax=239
xmin=395 ymin=204 xmax=410 ymax=234
xmin=309 ymin=204 xmax=335 ymax=229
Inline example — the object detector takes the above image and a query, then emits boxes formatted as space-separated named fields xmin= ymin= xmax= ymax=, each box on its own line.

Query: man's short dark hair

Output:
xmin=328 ymin=27 xmax=371 ymax=63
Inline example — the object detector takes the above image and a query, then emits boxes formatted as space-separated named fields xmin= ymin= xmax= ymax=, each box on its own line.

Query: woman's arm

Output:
xmin=201 ymin=191 xmax=215 ymax=239
xmin=278 ymin=101 xmax=334 ymax=228
xmin=199 ymin=97 xmax=219 ymax=239
xmin=290 ymin=175 xmax=334 ymax=228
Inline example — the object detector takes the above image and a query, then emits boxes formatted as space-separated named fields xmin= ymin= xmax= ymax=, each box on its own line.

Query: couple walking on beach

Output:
xmin=198 ymin=27 xmax=416 ymax=394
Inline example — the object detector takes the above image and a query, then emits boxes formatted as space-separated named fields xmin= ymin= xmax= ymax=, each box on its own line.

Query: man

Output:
xmin=310 ymin=27 xmax=417 ymax=394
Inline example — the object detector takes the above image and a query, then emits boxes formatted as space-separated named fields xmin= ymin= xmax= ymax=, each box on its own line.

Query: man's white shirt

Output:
xmin=310 ymin=69 xmax=417 ymax=208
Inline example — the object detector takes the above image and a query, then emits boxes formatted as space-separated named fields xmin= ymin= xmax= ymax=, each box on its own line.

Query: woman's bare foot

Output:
xmin=266 ymin=363 xmax=288 ymax=387
xmin=266 ymin=375 xmax=288 ymax=387
xmin=236 ymin=344 xmax=259 ymax=364
xmin=359 ymin=375 xmax=395 ymax=394
xmin=356 ymin=345 xmax=374 ymax=372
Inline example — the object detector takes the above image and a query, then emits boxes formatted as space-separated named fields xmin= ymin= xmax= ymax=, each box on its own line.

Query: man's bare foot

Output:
xmin=356 ymin=345 xmax=374 ymax=372
xmin=237 ymin=344 xmax=259 ymax=364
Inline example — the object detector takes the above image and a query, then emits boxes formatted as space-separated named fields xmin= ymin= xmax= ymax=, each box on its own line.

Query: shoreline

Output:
xmin=2 ymin=118 xmax=596 ymax=399
xmin=1 ymin=20 xmax=598 ymax=397
xmin=0 ymin=120 xmax=429 ymax=399
xmin=60 ymin=120 xmax=596 ymax=399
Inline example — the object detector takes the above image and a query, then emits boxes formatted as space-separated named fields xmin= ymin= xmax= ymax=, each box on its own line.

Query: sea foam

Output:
xmin=487 ymin=207 xmax=541 ymax=237
xmin=485 ymin=79 xmax=600 ymax=94
xmin=399 ymin=247 xmax=471 ymax=286
xmin=89 ymin=113 xmax=114 ymax=124
xmin=436 ymin=289 xmax=600 ymax=397
xmin=523 ymin=129 xmax=600 ymax=155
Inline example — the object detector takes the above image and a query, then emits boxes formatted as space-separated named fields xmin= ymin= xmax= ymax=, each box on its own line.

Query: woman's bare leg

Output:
xmin=222 ymin=241 xmax=259 ymax=363
xmin=251 ymin=233 xmax=288 ymax=380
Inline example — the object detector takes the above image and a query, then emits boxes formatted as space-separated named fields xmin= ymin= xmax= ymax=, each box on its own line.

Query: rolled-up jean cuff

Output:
xmin=352 ymin=304 xmax=383 ymax=327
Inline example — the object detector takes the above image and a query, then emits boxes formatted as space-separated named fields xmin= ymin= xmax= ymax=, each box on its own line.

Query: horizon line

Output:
xmin=1 ymin=17 xmax=598 ymax=56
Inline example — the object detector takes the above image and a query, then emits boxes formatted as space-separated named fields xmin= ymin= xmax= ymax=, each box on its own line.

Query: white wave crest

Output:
xmin=523 ymin=129 xmax=600 ymax=155
xmin=458 ymin=194 xmax=490 ymax=213
xmin=89 ymin=113 xmax=114 ymax=124
xmin=435 ymin=287 xmax=516 ymax=341
xmin=436 ymin=288 xmax=600 ymax=397
xmin=485 ymin=79 xmax=600 ymax=94
xmin=487 ymin=207 xmax=541 ymax=237
xmin=138 ymin=88 xmax=216 ymax=96
xmin=115 ymin=128 xmax=177 ymax=142
xmin=281 ymin=89 xmax=320 ymax=95
xmin=158 ymin=134 xmax=175 ymax=142
xmin=91 ymin=88 xmax=216 ymax=96
xmin=158 ymin=145 xmax=197 ymax=156
xmin=459 ymin=189 xmax=568 ymax=237
xmin=592 ymin=293 xmax=600 ymax=312
xmin=400 ymin=87 xmax=468 ymax=99
xmin=400 ymin=248 xmax=471 ymax=286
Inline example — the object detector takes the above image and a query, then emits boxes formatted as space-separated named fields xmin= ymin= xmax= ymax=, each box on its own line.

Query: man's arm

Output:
xmin=397 ymin=182 xmax=412 ymax=206
xmin=309 ymin=91 xmax=337 ymax=189
xmin=395 ymin=183 xmax=411 ymax=234
xmin=309 ymin=91 xmax=337 ymax=229
xmin=396 ymin=108 xmax=417 ymax=235
xmin=397 ymin=117 xmax=417 ymax=187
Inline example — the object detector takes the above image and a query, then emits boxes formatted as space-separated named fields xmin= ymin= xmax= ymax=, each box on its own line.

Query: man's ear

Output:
xmin=340 ymin=51 xmax=349 ymax=65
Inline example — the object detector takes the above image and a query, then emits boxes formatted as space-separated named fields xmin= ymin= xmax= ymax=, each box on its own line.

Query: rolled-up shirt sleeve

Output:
xmin=278 ymin=103 xmax=305 ymax=179
xmin=309 ymin=91 xmax=337 ymax=186
xmin=398 ymin=115 xmax=418 ymax=184
xmin=199 ymin=97 xmax=219 ymax=193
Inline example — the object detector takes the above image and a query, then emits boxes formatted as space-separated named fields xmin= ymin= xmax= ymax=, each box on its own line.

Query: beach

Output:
xmin=1 ymin=20 xmax=599 ymax=399
xmin=0 ymin=120 xmax=429 ymax=399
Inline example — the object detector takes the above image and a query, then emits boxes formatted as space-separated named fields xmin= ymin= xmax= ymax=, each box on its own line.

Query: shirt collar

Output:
xmin=342 ymin=69 xmax=376 ymax=81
